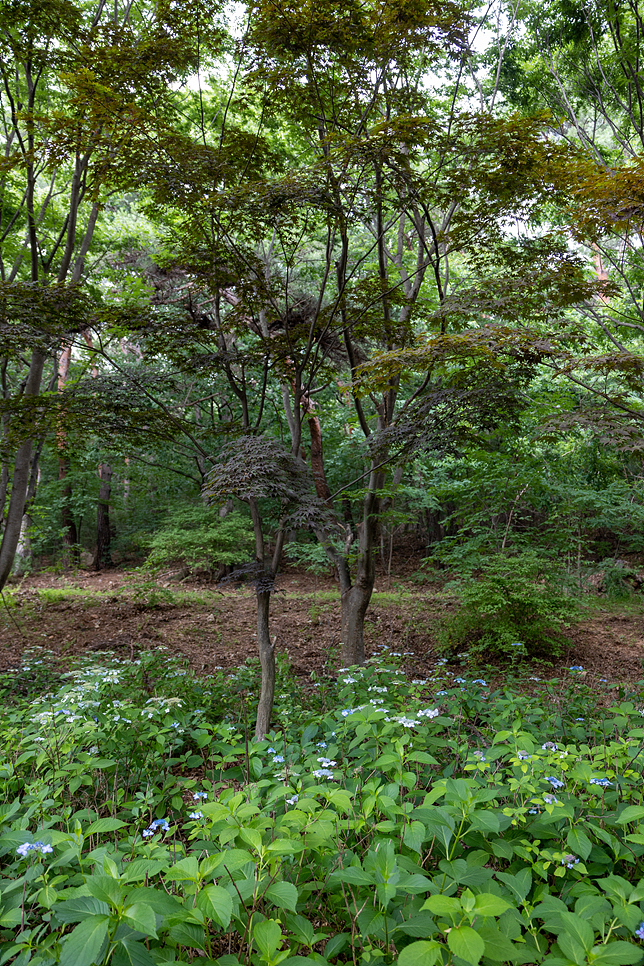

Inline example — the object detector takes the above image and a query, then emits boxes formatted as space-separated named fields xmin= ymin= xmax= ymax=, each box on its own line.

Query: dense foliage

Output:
xmin=2 ymin=648 xmax=644 ymax=965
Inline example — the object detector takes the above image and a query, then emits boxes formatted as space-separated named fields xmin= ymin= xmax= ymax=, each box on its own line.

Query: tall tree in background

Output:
xmin=0 ymin=0 xmax=224 ymax=586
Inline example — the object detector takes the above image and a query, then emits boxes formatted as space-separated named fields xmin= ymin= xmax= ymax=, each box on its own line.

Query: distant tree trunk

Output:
xmin=57 ymin=343 xmax=78 ymax=566
xmin=93 ymin=462 xmax=113 ymax=570
xmin=13 ymin=439 xmax=44 ymax=577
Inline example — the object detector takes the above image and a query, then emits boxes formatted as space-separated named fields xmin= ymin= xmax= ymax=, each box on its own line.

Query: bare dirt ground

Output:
xmin=0 ymin=565 xmax=642 ymax=687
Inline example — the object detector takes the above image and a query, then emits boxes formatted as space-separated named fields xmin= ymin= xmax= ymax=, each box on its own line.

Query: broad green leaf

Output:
xmin=421 ymin=895 xmax=461 ymax=917
xmin=447 ymin=925 xmax=485 ymax=965
xmin=328 ymin=867 xmax=373 ymax=887
xmin=111 ymin=938 xmax=157 ymax=966
xmin=254 ymin=918 xmax=283 ymax=959
xmin=59 ymin=915 xmax=109 ymax=966
xmin=164 ymin=856 xmax=200 ymax=883
xmin=616 ymin=807 xmax=644 ymax=825
xmin=265 ymin=881 xmax=299 ymax=912
xmin=589 ymin=942 xmax=644 ymax=965
xmin=557 ymin=933 xmax=587 ymax=965
xmin=325 ymin=934 xmax=350 ymax=958
xmin=397 ymin=940 xmax=442 ymax=966
xmin=473 ymin=894 xmax=511 ymax=917
xmin=559 ymin=912 xmax=594 ymax=953
xmin=122 ymin=902 xmax=158 ymax=938
xmin=567 ymin=829 xmax=592 ymax=861
xmin=197 ymin=884 xmax=233 ymax=927
xmin=53 ymin=897 xmax=110 ymax=924
xmin=85 ymin=875 xmax=124 ymax=908
xmin=240 ymin=827 xmax=263 ymax=851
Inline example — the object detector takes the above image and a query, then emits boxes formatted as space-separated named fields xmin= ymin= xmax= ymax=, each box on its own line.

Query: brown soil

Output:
xmin=0 ymin=567 xmax=642 ymax=686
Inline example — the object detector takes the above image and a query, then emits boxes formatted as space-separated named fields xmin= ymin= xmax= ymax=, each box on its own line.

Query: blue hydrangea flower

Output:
xmin=561 ymin=854 xmax=579 ymax=869
xmin=546 ymin=776 xmax=564 ymax=789
xmin=272 ymin=755 xmax=285 ymax=763
xmin=635 ymin=922 xmax=644 ymax=940
xmin=569 ymin=666 xmax=584 ymax=672
xmin=189 ymin=811 xmax=203 ymax=820
xmin=542 ymin=741 xmax=558 ymax=751
xmin=543 ymin=793 xmax=558 ymax=804
xmin=142 ymin=828 xmax=154 ymax=838
xmin=16 ymin=841 xmax=53 ymax=858
xmin=286 ymin=794 xmax=299 ymax=805
xmin=267 ymin=747 xmax=276 ymax=753
xmin=313 ymin=768 xmax=334 ymax=779
xmin=472 ymin=679 xmax=487 ymax=686
xmin=193 ymin=791 xmax=208 ymax=800
xmin=590 ymin=778 xmax=613 ymax=787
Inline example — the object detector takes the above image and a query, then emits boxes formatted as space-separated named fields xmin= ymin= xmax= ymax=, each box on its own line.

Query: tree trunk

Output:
xmin=57 ymin=343 xmax=78 ymax=566
xmin=0 ymin=349 xmax=47 ymax=590
xmin=255 ymin=587 xmax=275 ymax=739
xmin=339 ymin=462 xmax=384 ymax=667
xmin=93 ymin=462 xmax=113 ymax=570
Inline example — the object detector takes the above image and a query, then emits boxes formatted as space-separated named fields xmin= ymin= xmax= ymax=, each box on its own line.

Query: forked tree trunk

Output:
xmin=93 ymin=462 xmax=113 ymax=570
xmin=339 ymin=464 xmax=384 ymax=667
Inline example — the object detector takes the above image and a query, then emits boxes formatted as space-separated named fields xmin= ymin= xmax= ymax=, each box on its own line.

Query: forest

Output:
xmin=3 ymin=0 xmax=644 ymax=963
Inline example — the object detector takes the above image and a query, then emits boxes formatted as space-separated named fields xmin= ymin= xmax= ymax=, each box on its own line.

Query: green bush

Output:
xmin=143 ymin=505 xmax=255 ymax=576
xmin=3 ymin=650 xmax=644 ymax=965
xmin=438 ymin=551 xmax=579 ymax=659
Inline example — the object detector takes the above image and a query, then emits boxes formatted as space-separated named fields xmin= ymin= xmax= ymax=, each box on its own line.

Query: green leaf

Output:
xmin=567 ymin=829 xmax=592 ymax=861
xmin=265 ymin=881 xmax=299 ymax=913
xmin=496 ymin=869 xmax=532 ymax=904
xmin=85 ymin=818 xmax=127 ymax=835
xmin=197 ymin=884 xmax=233 ymax=927
xmin=53 ymin=897 xmax=110 ymax=924
xmin=421 ymin=895 xmax=461 ymax=918
xmin=447 ymin=925 xmax=485 ymax=965
xmin=559 ymin=911 xmax=594 ymax=953
xmin=397 ymin=940 xmax=442 ymax=966
xmin=164 ymin=856 xmax=200 ymax=883
xmin=59 ymin=915 xmax=109 ymax=966
xmin=616 ymin=807 xmax=644 ymax=825
xmin=328 ymin=867 xmax=373 ymax=887
xmin=589 ymin=942 xmax=644 ymax=965
xmin=325 ymin=933 xmax=350 ymax=958
xmin=111 ymin=938 xmax=158 ymax=966
xmin=122 ymin=902 xmax=158 ymax=938
xmin=85 ymin=875 xmax=124 ymax=908
xmin=473 ymin=894 xmax=512 ymax=917
xmin=254 ymin=918 xmax=284 ymax=959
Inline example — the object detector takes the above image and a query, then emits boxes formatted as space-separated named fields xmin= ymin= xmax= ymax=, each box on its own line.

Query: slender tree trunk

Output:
xmin=255 ymin=588 xmax=275 ymax=739
xmin=0 ymin=350 xmax=47 ymax=590
xmin=57 ymin=343 xmax=78 ymax=566
xmin=339 ymin=462 xmax=384 ymax=666
xmin=93 ymin=462 xmax=113 ymax=570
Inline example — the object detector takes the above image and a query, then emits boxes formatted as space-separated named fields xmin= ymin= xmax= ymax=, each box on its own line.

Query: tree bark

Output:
xmin=0 ymin=350 xmax=47 ymax=590
xmin=255 ymin=588 xmax=275 ymax=739
xmin=93 ymin=462 xmax=113 ymax=570
xmin=339 ymin=462 xmax=384 ymax=666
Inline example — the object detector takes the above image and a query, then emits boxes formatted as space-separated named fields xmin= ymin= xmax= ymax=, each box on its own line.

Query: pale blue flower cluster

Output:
xmin=188 ymin=811 xmax=203 ymax=820
xmin=546 ymin=776 xmax=564 ymax=789
xmin=272 ymin=755 xmax=285 ymax=763
xmin=142 ymin=818 xmax=170 ymax=838
xmin=312 ymin=768 xmax=334 ymax=779
xmin=635 ymin=923 xmax=644 ymax=940
xmin=16 ymin=841 xmax=53 ymax=858
xmin=193 ymin=791 xmax=208 ymax=800
xmin=590 ymin=778 xmax=613 ymax=787
xmin=561 ymin=854 xmax=579 ymax=869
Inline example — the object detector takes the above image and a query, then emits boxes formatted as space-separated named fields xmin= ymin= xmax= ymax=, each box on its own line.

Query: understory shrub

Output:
xmin=143 ymin=506 xmax=255 ymax=577
xmin=438 ymin=552 xmax=579 ymax=659
xmin=2 ymin=649 xmax=644 ymax=965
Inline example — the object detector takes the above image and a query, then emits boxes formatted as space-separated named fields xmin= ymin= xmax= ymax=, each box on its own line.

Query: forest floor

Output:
xmin=0 ymin=565 xmax=643 ymax=690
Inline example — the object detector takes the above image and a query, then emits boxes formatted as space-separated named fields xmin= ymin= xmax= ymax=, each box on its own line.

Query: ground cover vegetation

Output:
xmin=5 ymin=0 xmax=644 ymax=960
